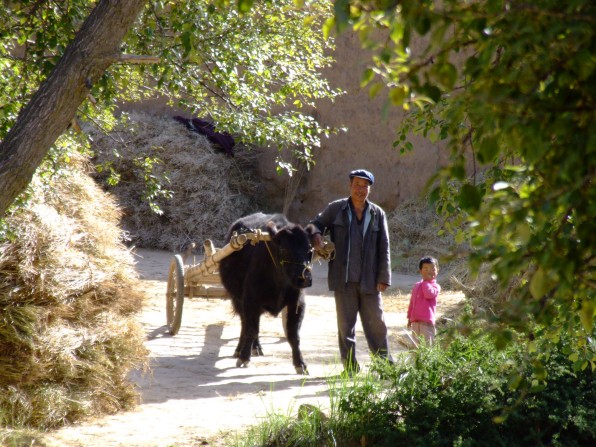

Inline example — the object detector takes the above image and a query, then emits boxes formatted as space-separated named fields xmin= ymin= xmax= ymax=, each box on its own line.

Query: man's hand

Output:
xmin=377 ymin=282 xmax=388 ymax=292
xmin=311 ymin=232 xmax=324 ymax=250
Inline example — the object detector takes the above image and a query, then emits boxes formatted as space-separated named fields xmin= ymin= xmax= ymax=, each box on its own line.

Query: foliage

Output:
xmin=337 ymin=332 xmax=596 ymax=447
xmin=235 ymin=332 xmax=595 ymax=447
xmin=0 ymin=0 xmax=341 ymax=174
xmin=330 ymin=0 xmax=596 ymax=373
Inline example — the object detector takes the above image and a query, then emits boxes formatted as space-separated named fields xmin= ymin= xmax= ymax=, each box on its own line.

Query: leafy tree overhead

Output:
xmin=0 ymin=0 xmax=340 ymax=217
xmin=0 ymin=0 xmax=147 ymax=217
xmin=331 ymin=0 xmax=595 ymax=377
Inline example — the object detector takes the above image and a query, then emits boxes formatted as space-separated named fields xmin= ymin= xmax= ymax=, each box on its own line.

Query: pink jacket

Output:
xmin=407 ymin=279 xmax=441 ymax=325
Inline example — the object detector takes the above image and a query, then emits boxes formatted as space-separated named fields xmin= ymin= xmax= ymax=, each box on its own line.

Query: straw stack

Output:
xmin=89 ymin=112 xmax=262 ymax=252
xmin=0 ymin=155 xmax=148 ymax=429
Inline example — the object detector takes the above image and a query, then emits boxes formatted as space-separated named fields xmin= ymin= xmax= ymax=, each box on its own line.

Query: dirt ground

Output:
xmin=42 ymin=248 xmax=464 ymax=447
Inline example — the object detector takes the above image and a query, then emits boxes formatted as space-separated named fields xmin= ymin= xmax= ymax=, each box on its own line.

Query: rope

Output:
xmin=264 ymin=241 xmax=279 ymax=269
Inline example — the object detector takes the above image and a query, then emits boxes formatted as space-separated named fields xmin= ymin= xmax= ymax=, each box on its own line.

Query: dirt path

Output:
xmin=42 ymin=249 xmax=460 ymax=447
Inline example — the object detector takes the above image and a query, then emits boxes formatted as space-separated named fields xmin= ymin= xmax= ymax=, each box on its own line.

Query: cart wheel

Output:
xmin=166 ymin=254 xmax=185 ymax=335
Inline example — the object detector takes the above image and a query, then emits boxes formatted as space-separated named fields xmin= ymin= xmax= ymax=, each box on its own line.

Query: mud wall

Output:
xmin=257 ymin=31 xmax=449 ymax=222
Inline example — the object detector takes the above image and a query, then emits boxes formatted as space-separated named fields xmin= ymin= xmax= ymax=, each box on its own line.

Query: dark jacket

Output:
xmin=311 ymin=198 xmax=391 ymax=294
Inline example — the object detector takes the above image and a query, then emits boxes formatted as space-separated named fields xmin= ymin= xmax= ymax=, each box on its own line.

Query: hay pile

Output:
xmin=387 ymin=199 xmax=456 ymax=276
xmin=0 ymin=155 xmax=148 ymax=429
xmin=88 ymin=112 xmax=262 ymax=252
xmin=387 ymin=199 xmax=498 ymax=297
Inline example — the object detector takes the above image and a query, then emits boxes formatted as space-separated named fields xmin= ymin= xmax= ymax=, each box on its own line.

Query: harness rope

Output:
xmin=264 ymin=241 xmax=278 ymax=268
xmin=263 ymin=241 xmax=313 ymax=274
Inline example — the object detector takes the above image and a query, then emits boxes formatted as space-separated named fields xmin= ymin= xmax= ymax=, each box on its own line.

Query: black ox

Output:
xmin=219 ymin=213 xmax=316 ymax=374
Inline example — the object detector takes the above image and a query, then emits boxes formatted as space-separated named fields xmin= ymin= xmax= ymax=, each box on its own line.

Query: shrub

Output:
xmin=336 ymin=332 xmax=595 ymax=447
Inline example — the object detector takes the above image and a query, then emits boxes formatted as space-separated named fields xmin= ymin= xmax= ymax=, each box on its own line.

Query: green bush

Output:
xmin=336 ymin=333 xmax=595 ymax=447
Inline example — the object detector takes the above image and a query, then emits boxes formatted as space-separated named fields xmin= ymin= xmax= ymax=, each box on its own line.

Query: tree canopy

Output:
xmin=0 ymin=0 xmax=340 ymax=216
xmin=330 ymin=0 xmax=595 ymax=379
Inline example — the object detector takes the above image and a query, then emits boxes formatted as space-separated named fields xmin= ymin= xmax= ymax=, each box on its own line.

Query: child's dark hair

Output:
xmin=419 ymin=256 xmax=439 ymax=270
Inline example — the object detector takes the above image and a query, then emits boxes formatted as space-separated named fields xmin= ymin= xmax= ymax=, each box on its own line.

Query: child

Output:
xmin=407 ymin=256 xmax=441 ymax=347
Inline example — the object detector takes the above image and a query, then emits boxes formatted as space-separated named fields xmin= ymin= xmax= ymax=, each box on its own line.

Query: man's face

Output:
xmin=350 ymin=177 xmax=371 ymax=203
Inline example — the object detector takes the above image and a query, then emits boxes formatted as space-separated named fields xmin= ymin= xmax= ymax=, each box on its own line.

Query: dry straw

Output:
xmin=387 ymin=199 xmax=457 ymax=277
xmin=0 ymin=154 xmax=148 ymax=429
xmin=88 ymin=112 xmax=262 ymax=252
xmin=387 ymin=198 xmax=498 ymax=299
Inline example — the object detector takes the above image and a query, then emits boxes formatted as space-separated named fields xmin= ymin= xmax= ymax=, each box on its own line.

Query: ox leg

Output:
xmin=234 ymin=314 xmax=247 ymax=359
xmin=252 ymin=337 xmax=264 ymax=356
xmin=285 ymin=295 xmax=308 ymax=375
xmin=235 ymin=314 xmax=263 ymax=358
xmin=236 ymin=306 xmax=261 ymax=368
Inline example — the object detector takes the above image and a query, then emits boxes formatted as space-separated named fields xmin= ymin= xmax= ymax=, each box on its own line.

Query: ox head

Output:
xmin=266 ymin=221 xmax=315 ymax=289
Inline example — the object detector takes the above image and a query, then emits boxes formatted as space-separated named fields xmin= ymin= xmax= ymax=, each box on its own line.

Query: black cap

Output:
xmin=349 ymin=169 xmax=374 ymax=185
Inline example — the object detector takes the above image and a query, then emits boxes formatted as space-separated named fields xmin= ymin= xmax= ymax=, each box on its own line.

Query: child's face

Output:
xmin=420 ymin=262 xmax=438 ymax=281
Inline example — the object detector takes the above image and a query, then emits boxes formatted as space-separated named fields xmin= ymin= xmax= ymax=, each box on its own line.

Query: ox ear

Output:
xmin=265 ymin=220 xmax=279 ymax=236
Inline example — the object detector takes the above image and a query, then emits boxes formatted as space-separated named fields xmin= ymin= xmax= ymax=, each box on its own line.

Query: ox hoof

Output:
xmin=236 ymin=358 xmax=251 ymax=368
xmin=295 ymin=365 xmax=309 ymax=375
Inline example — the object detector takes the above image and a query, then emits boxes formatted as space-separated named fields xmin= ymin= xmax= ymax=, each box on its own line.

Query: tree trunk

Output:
xmin=0 ymin=0 xmax=147 ymax=217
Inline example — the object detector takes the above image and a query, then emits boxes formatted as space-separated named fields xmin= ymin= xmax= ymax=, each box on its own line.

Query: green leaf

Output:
xmin=419 ymin=84 xmax=441 ymax=103
xmin=507 ymin=372 xmax=522 ymax=391
xmin=380 ymin=48 xmax=392 ymax=64
xmin=514 ymin=221 xmax=532 ymax=245
xmin=450 ymin=164 xmax=466 ymax=180
xmin=458 ymin=184 xmax=482 ymax=211
xmin=454 ymin=229 xmax=465 ymax=244
xmin=432 ymin=62 xmax=458 ymax=90
xmin=361 ymin=68 xmax=375 ymax=87
xmin=237 ymin=0 xmax=254 ymax=13
xmin=429 ymin=186 xmax=440 ymax=204
xmin=181 ymin=31 xmax=193 ymax=57
xmin=529 ymin=268 xmax=548 ymax=299
xmin=323 ymin=17 xmax=335 ymax=40
xmin=369 ymin=82 xmax=383 ymax=98
xmin=389 ymin=20 xmax=404 ymax=43
xmin=334 ymin=0 xmax=351 ymax=32
xmin=579 ymin=300 xmax=594 ymax=333
xmin=532 ymin=360 xmax=547 ymax=381
xmin=389 ymin=86 xmax=407 ymax=106
xmin=478 ymin=136 xmax=499 ymax=164
xmin=493 ymin=415 xmax=507 ymax=424
xmin=413 ymin=13 xmax=431 ymax=35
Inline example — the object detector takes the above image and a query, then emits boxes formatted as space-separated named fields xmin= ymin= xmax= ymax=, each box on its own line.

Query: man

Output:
xmin=310 ymin=169 xmax=392 ymax=374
